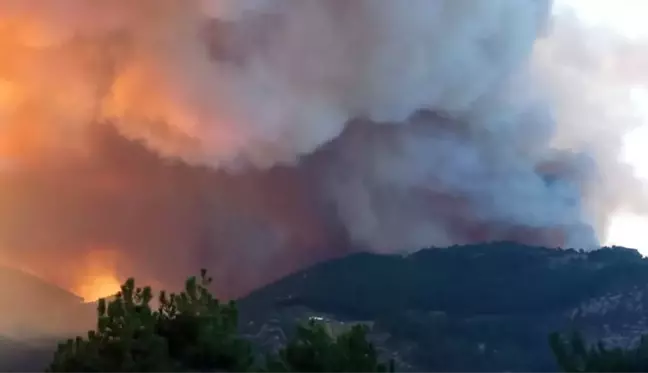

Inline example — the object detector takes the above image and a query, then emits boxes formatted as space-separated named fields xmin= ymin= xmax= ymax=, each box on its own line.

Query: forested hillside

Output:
xmin=239 ymin=243 xmax=648 ymax=371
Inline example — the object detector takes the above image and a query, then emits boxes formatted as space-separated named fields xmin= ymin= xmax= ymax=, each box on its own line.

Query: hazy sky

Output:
xmin=558 ymin=0 xmax=648 ymax=254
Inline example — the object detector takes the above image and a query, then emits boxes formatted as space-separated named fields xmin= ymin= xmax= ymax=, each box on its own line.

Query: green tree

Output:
xmin=265 ymin=321 xmax=394 ymax=372
xmin=47 ymin=270 xmax=254 ymax=372
xmin=154 ymin=273 xmax=253 ymax=371
xmin=48 ymin=270 xmax=394 ymax=372
xmin=550 ymin=331 xmax=648 ymax=372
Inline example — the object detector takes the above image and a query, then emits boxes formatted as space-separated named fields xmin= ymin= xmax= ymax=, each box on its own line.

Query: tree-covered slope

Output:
xmin=238 ymin=243 xmax=648 ymax=371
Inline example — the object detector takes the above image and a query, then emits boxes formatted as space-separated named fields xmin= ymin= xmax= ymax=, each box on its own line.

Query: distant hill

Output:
xmin=0 ymin=265 xmax=89 ymax=371
xmin=237 ymin=242 xmax=648 ymax=371
xmin=0 ymin=265 xmax=88 ymax=337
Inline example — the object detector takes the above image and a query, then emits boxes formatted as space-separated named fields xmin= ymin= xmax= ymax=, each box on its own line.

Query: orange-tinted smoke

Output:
xmin=0 ymin=0 xmax=267 ymax=172
xmin=0 ymin=1 xmax=264 ymax=297
xmin=0 ymin=124 xmax=339 ymax=300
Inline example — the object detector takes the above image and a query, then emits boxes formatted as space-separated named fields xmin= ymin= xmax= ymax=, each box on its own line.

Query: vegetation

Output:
xmin=266 ymin=321 xmax=393 ymax=372
xmin=550 ymin=331 xmax=648 ymax=372
xmin=0 ymin=243 xmax=643 ymax=371
xmin=47 ymin=269 xmax=393 ymax=372
xmin=238 ymin=243 xmax=648 ymax=371
xmin=248 ymin=244 xmax=648 ymax=320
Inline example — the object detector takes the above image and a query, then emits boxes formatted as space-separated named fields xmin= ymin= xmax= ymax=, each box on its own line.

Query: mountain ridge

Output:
xmin=237 ymin=243 xmax=648 ymax=371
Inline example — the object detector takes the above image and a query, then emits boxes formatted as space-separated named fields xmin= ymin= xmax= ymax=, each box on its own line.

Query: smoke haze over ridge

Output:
xmin=0 ymin=0 xmax=646 ymax=303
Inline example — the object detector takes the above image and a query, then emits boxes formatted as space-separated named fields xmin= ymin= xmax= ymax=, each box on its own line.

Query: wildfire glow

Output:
xmin=73 ymin=249 xmax=122 ymax=303
xmin=76 ymin=275 xmax=121 ymax=303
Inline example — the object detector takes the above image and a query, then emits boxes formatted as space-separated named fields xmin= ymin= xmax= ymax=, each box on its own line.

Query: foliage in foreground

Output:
xmin=47 ymin=270 xmax=393 ymax=372
xmin=266 ymin=321 xmax=393 ymax=372
xmin=550 ymin=331 xmax=648 ymax=372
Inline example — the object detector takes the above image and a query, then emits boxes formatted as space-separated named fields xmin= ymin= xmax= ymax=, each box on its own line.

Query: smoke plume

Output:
xmin=0 ymin=0 xmax=646 ymax=300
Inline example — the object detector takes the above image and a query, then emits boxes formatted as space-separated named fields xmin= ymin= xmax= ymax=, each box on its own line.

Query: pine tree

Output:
xmin=48 ymin=270 xmax=253 ymax=372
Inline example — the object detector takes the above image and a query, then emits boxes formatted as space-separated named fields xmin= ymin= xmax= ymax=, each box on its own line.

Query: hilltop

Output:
xmin=0 ymin=265 xmax=89 ymax=337
xmin=0 ymin=265 xmax=90 ymax=370
xmin=237 ymin=243 xmax=648 ymax=371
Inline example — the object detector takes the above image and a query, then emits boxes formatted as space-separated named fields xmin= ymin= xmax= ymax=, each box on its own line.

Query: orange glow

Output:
xmin=0 ymin=2 xmax=247 ymax=171
xmin=72 ymin=249 xmax=122 ymax=302
xmin=76 ymin=274 xmax=121 ymax=303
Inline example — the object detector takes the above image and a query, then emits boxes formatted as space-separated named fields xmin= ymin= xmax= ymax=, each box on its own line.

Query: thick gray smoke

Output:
xmin=0 ymin=0 xmax=645 ymax=298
